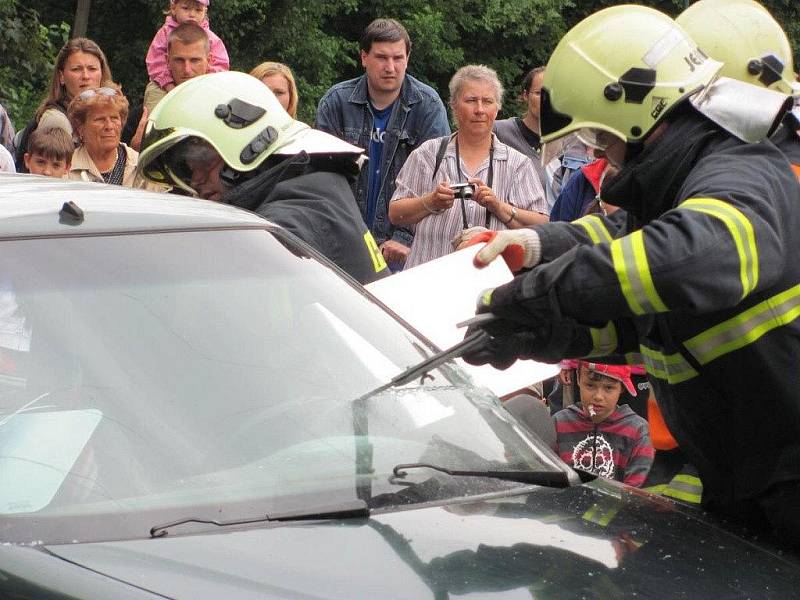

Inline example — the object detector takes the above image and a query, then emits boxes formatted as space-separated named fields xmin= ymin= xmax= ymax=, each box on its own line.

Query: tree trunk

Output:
xmin=73 ymin=0 xmax=92 ymax=38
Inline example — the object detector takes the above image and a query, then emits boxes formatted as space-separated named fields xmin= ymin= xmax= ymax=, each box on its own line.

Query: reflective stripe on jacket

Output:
xmin=523 ymin=110 xmax=800 ymax=514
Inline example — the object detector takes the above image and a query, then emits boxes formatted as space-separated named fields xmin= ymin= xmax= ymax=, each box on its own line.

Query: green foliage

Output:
xmin=0 ymin=0 xmax=68 ymax=127
xmin=9 ymin=0 xmax=800 ymax=128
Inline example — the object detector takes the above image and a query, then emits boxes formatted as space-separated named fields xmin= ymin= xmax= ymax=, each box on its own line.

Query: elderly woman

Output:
xmin=66 ymin=85 xmax=153 ymax=188
xmin=249 ymin=61 xmax=299 ymax=118
xmin=388 ymin=64 xmax=548 ymax=269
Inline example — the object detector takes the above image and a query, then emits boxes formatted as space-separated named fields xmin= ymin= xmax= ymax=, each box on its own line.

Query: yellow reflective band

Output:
xmin=685 ymin=283 xmax=800 ymax=365
xmin=363 ymin=232 xmax=387 ymax=273
xmin=625 ymin=351 xmax=645 ymax=365
xmin=671 ymin=474 xmax=703 ymax=488
xmin=643 ymin=484 xmax=667 ymax=494
xmin=611 ymin=232 xmax=668 ymax=315
xmin=480 ymin=289 xmax=494 ymax=308
xmin=662 ymin=474 xmax=703 ymax=504
xmin=682 ymin=198 xmax=758 ymax=299
xmin=662 ymin=487 xmax=702 ymax=504
xmin=640 ymin=344 xmax=698 ymax=384
xmin=574 ymin=214 xmax=613 ymax=244
xmin=582 ymin=502 xmax=620 ymax=527
xmin=588 ymin=322 xmax=618 ymax=356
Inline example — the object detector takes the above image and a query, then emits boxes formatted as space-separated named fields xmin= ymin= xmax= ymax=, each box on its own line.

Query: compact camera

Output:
xmin=450 ymin=182 xmax=476 ymax=200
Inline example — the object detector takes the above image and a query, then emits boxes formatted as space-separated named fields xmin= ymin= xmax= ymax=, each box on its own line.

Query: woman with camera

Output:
xmin=388 ymin=64 xmax=548 ymax=269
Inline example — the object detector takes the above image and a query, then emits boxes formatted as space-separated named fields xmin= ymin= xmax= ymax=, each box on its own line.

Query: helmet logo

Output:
xmin=650 ymin=97 xmax=668 ymax=120
xmin=682 ymin=47 xmax=709 ymax=73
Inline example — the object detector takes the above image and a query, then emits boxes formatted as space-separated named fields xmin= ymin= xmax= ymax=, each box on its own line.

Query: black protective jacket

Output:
xmin=223 ymin=152 xmax=389 ymax=284
xmin=511 ymin=109 xmax=800 ymax=516
xmin=772 ymin=112 xmax=800 ymax=175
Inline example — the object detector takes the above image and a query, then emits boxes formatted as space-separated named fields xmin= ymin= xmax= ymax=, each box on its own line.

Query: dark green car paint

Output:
xmin=4 ymin=478 xmax=798 ymax=599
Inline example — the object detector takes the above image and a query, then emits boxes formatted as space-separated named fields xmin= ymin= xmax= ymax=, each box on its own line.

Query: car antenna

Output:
xmin=59 ymin=201 xmax=84 ymax=225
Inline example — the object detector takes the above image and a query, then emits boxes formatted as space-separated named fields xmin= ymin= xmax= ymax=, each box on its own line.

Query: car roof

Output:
xmin=0 ymin=173 xmax=270 ymax=238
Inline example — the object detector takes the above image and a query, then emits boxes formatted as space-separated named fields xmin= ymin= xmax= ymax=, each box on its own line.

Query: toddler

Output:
xmin=145 ymin=1 xmax=229 ymax=101
xmin=553 ymin=361 xmax=653 ymax=487
xmin=23 ymin=128 xmax=74 ymax=178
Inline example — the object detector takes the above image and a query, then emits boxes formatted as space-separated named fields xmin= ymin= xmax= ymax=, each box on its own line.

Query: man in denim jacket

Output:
xmin=315 ymin=18 xmax=450 ymax=270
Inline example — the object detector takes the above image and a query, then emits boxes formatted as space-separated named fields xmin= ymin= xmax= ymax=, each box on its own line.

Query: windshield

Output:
xmin=0 ymin=228 xmax=564 ymax=543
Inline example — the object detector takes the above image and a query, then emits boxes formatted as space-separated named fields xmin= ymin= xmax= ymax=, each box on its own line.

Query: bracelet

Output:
xmin=421 ymin=194 xmax=445 ymax=215
xmin=501 ymin=205 xmax=517 ymax=225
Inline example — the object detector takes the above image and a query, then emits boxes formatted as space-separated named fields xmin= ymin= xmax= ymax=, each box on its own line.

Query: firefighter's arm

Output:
xmin=461 ymin=276 xmax=640 ymax=369
xmin=537 ymin=210 xmax=628 ymax=264
xmin=512 ymin=190 xmax=786 ymax=327
xmin=468 ymin=211 xmax=628 ymax=272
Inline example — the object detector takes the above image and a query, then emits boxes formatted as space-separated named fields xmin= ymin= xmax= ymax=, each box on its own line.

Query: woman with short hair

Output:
xmin=388 ymin=64 xmax=548 ymax=269
xmin=66 ymin=85 xmax=156 ymax=189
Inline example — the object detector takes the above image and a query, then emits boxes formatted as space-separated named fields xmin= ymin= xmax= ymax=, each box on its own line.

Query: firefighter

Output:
xmin=462 ymin=5 xmax=800 ymax=548
xmin=136 ymin=71 xmax=389 ymax=285
xmin=677 ymin=0 xmax=800 ymax=174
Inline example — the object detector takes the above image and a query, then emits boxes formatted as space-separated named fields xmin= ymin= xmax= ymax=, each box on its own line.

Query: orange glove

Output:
xmin=464 ymin=229 xmax=541 ymax=272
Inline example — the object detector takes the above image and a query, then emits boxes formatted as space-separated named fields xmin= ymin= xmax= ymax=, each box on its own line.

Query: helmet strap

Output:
xmin=221 ymin=164 xmax=245 ymax=188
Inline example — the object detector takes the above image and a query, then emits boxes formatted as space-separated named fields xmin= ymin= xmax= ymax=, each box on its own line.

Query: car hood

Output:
xmin=45 ymin=479 xmax=800 ymax=599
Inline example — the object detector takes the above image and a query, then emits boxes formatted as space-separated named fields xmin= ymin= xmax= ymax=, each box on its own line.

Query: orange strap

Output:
xmin=648 ymin=395 xmax=678 ymax=451
xmin=791 ymin=163 xmax=800 ymax=181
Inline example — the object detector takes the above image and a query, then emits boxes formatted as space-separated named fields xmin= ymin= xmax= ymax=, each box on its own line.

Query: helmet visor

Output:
xmin=144 ymin=138 xmax=226 ymax=198
xmin=576 ymin=128 xmax=625 ymax=152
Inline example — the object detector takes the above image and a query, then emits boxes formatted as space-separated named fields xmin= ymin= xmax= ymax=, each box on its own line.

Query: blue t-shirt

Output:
xmin=365 ymin=101 xmax=394 ymax=228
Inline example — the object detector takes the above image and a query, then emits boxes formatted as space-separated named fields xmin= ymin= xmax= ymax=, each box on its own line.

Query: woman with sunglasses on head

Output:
xmin=388 ymin=64 xmax=549 ymax=269
xmin=67 ymin=85 xmax=159 ymax=189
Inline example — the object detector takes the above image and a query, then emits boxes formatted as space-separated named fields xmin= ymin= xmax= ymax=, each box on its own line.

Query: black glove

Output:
xmin=462 ymin=280 xmax=589 ymax=368
xmin=462 ymin=322 xmax=544 ymax=369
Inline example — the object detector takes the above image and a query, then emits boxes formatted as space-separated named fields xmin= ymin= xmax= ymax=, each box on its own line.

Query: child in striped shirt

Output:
xmin=553 ymin=361 xmax=653 ymax=487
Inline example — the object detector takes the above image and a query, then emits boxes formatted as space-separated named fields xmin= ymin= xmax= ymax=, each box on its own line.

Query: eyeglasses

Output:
xmin=77 ymin=87 xmax=118 ymax=101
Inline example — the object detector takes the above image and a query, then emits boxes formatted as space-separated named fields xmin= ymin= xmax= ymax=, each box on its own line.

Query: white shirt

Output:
xmin=0 ymin=144 xmax=15 ymax=173
xmin=391 ymin=135 xmax=547 ymax=269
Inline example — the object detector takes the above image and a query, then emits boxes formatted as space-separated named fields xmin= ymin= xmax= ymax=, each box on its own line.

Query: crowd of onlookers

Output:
xmin=0 ymin=1 xmax=667 ymax=490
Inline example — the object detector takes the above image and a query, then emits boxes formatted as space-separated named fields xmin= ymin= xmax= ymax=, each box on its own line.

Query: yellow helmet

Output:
xmin=138 ymin=71 xmax=363 ymax=195
xmin=540 ymin=5 xmax=722 ymax=145
xmin=677 ymin=0 xmax=800 ymax=96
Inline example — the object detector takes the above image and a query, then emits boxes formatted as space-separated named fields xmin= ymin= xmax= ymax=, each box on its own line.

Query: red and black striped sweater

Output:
xmin=553 ymin=404 xmax=654 ymax=487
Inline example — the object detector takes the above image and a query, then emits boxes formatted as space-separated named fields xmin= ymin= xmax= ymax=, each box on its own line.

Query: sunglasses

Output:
xmin=77 ymin=87 xmax=118 ymax=101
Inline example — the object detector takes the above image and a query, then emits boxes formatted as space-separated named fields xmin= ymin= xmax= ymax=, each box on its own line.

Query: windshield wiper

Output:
xmin=149 ymin=500 xmax=369 ymax=538
xmin=354 ymin=330 xmax=490 ymax=403
xmin=392 ymin=463 xmax=572 ymax=488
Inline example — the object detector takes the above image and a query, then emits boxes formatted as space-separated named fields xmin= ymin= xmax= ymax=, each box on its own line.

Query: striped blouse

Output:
xmin=391 ymin=134 xmax=548 ymax=269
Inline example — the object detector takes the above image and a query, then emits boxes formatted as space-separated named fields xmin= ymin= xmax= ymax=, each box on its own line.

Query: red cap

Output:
xmin=579 ymin=361 xmax=636 ymax=396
